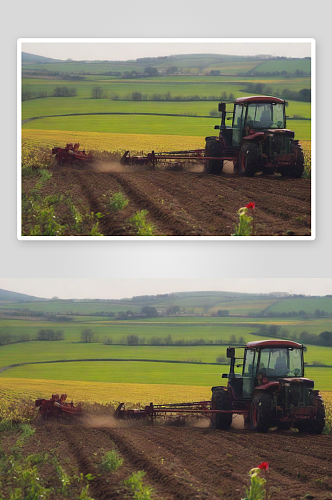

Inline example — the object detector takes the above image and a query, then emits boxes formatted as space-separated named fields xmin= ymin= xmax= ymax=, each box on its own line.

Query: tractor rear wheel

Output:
xmin=211 ymin=388 xmax=232 ymax=430
xmin=278 ymin=141 xmax=304 ymax=178
xmin=250 ymin=393 xmax=272 ymax=432
xmin=238 ymin=142 xmax=257 ymax=177
xmin=298 ymin=394 xmax=325 ymax=434
xmin=205 ymin=137 xmax=224 ymax=175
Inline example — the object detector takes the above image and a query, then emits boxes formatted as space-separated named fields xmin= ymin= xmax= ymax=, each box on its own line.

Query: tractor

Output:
xmin=205 ymin=96 xmax=305 ymax=177
xmin=212 ymin=340 xmax=325 ymax=433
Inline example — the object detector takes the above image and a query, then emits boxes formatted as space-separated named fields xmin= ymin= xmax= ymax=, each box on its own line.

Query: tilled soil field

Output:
xmin=22 ymin=162 xmax=311 ymax=236
xmin=3 ymin=420 xmax=331 ymax=499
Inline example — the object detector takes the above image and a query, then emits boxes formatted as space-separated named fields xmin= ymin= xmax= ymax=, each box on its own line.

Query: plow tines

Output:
xmin=120 ymin=149 xmax=206 ymax=169
xmin=114 ymin=401 xmax=212 ymax=423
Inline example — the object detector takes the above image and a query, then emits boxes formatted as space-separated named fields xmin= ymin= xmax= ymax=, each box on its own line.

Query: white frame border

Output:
xmin=17 ymin=37 xmax=315 ymax=241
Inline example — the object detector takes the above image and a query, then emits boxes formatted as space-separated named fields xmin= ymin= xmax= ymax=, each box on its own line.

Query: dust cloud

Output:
xmin=232 ymin=414 xmax=245 ymax=429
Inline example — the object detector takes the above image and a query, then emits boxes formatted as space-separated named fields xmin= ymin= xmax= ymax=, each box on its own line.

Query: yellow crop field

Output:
xmin=0 ymin=378 xmax=211 ymax=420
xmin=22 ymin=129 xmax=205 ymax=155
xmin=21 ymin=131 xmax=311 ymax=177
xmin=1 ymin=379 xmax=329 ymax=430
xmin=323 ymin=391 xmax=332 ymax=430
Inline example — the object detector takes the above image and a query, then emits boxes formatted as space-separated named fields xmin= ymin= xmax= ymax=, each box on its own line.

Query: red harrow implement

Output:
xmin=52 ymin=143 xmax=92 ymax=164
xmin=35 ymin=394 xmax=82 ymax=420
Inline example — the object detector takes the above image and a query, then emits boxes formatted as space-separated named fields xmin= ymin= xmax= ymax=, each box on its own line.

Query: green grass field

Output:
xmin=252 ymin=59 xmax=311 ymax=74
xmin=21 ymin=97 xmax=311 ymax=123
xmin=266 ymin=297 xmax=332 ymax=314
xmin=21 ymin=64 xmax=312 ymax=142
xmin=2 ymin=295 xmax=325 ymax=316
xmin=22 ymin=57 xmax=264 ymax=75
xmin=22 ymin=115 xmax=311 ymax=140
xmin=1 ymin=291 xmax=331 ymax=392
xmin=1 ymin=360 xmax=330 ymax=390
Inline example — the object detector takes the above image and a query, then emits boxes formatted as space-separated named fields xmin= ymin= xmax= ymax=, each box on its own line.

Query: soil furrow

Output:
xmin=110 ymin=172 xmax=204 ymax=235
xmin=23 ymin=165 xmax=311 ymax=236
xmin=104 ymin=426 xmax=222 ymax=500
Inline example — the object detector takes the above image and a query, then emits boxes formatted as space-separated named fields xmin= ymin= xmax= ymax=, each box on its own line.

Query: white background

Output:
xmin=2 ymin=0 xmax=329 ymax=279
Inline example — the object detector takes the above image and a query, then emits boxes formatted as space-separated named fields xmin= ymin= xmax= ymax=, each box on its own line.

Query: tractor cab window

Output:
xmin=242 ymin=349 xmax=257 ymax=398
xmin=233 ymin=104 xmax=244 ymax=129
xmin=271 ymin=103 xmax=285 ymax=129
xmin=258 ymin=348 xmax=303 ymax=378
xmin=232 ymin=104 xmax=244 ymax=147
xmin=243 ymin=349 xmax=255 ymax=376
xmin=247 ymin=103 xmax=273 ymax=129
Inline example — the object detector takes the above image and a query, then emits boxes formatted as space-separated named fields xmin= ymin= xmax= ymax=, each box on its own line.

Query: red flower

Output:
xmin=257 ymin=462 xmax=269 ymax=470
xmin=246 ymin=202 xmax=255 ymax=210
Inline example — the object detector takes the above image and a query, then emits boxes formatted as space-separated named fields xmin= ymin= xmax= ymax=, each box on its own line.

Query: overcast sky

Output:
xmin=0 ymin=279 xmax=330 ymax=300
xmin=21 ymin=40 xmax=312 ymax=62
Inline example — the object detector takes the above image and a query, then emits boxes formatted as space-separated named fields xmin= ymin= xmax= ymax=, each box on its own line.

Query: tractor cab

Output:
xmin=224 ymin=340 xmax=305 ymax=400
xmin=217 ymin=96 xmax=287 ymax=149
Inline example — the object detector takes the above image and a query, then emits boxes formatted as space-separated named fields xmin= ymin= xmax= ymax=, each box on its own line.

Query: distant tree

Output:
xmin=165 ymin=66 xmax=178 ymax=75
xmin=217 ymin=310 xmax=229 ymax=317
xmin=116 ymin=311 xmax=127 ymax=320
xmin=91 ymin=86 xmax=107 ymax=99
xmin=22 ymin=88 xmax=34 ymax=101
xmin=298 ymin=88 xmax=311 ymax=101
xmin=80 ymin=328 xmax=96 ymax=343
xmin=37 ymin=329 xmax=64 ymax=341
xmin=210 ymin=70 xmax=221 ymax=76
xmin=216 ymin=355 xmax=226 ymax=363
xmin=53 ymin=86 xmax=73 ymax=97
xmin=127 ymin=335 xmax=139 ymax=345
xmin=141 ymin=306 xmax=158 ymax=317
xmin=144 ymin=66 xmax=159 ymax=77
xmin=319 ymin=331 xmax=332 ymax=342
xmin=132 ymin=91 xmax=142 ymax=101
xmin=165 ymin=305 xmax=180 ymax=315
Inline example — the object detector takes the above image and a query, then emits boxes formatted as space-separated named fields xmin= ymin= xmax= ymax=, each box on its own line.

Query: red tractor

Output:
xmin=205 ymin=96 xmax=305 ymax=177
xmin=212 ymin=340 xmax=325 ymax=433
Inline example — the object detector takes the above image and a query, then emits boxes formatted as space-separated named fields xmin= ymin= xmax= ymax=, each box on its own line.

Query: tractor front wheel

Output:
xmin=204 ymin=138 xmax=224 ymax=175
xmin=211 ymin=388 xmax=232 ymax=430
xmin=238 ymin=143 xmax=257 ymax=177
xmin=250 ymin=393 xmax=272 ymax=432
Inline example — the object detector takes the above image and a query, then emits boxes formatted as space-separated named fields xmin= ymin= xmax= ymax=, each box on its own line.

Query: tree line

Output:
xmin=82 ymin=331 xmax=245 ymax=346
xmin=238 ymin=69 xmax=310 ymax=78
xmin=22 ymin=86 xmax=78 ymax=101
xmin=250 ymin=309 xmax=332 ymax=319
xmin=255 ymin=324 xmax=332 ymax=348
xmin=243 ymin=82 xmax=311 ymax=103
xmin=0 ymin=328 xmax=64 ymax=346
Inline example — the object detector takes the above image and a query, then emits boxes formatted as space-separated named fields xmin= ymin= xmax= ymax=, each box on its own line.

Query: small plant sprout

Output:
xmin=129 ymin=210 xmax=154 ymax=236
xmin=232 ymin=202 xmax=255 ymax=236
xmin=124 ymin=470 xmax=154 ymax=500
xmin=109 ymin=192 xmax=129 ymax=211
xmin=100 ymin=450 xmax=123 ymax=472
xmin=242 ymin=462 xmax=269 ymax=500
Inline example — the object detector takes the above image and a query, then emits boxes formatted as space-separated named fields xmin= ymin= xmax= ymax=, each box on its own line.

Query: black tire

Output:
xmin=279 ymin=141 xmax=304 ymax=178
xmin=211 ymin=388 xmax=232 ymax=430
xmin=238 ymin=142 xmax=257 ymax=177
xmin=299 ymin=394 xmax=325 ymax=434
xmin=250 ymin=393 xmax=272 ymax=432
xmin=204 ymin=137 xmax=224 ymax=175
